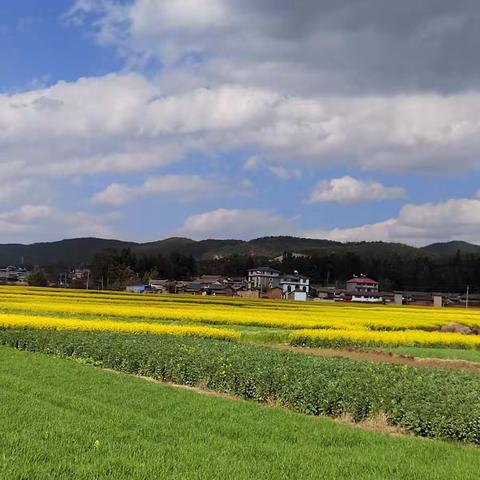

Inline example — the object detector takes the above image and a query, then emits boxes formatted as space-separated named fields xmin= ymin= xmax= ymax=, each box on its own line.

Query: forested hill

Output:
xmin=422 ymin=241 xmax=480 ymax=256
xmin=0 ymin=238 xmax=137 ymax=267
xmin=0 ymin=235 xmax=477 ymax=267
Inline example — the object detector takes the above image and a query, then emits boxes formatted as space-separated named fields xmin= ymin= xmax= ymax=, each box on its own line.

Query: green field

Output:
xmin=1 ymin=346 xmax=479 ymax=480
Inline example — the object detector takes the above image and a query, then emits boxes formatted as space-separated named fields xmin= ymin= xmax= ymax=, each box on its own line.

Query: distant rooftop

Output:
xmin=248 ymin=267 xmax=281 ymax=274
xmin=347 ymin=277 xmax=378 ymax=285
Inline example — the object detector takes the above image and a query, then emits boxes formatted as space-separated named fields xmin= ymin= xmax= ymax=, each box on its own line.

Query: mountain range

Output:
xmin=0 ymin=237 xmax=479 ymax=267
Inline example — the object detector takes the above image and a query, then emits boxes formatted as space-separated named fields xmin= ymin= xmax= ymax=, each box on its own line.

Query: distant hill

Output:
xmin=0 ymin=235 xmax=440 ymax=267
xmin=422 ymin=241 xmax=480 ymax=256
xmin=0 ymin=238 xmax=137 ymax=267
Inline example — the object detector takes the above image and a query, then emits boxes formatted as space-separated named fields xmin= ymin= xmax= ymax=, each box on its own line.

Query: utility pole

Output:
xmin=86 ymin=270 xmax=90 ymax=290
xmin=466 ymin=285 xmax=470 ymax=309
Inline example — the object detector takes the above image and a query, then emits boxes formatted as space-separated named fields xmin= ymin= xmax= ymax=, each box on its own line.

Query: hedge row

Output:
xmin=1 ymin=329 xmax=479 ymax=444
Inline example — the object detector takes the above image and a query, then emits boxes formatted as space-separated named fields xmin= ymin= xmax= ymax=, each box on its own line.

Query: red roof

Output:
xmin=347 ymin=277 xmax=378 ymax=285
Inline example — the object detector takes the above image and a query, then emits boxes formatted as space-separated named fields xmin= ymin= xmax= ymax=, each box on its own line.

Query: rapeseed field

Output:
xmin=0 ymin=286 xmax=479 ymax=349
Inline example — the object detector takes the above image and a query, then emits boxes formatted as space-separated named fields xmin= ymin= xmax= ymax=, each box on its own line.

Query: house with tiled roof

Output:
xmin=346 ymin=275 xmax=379 ymax=294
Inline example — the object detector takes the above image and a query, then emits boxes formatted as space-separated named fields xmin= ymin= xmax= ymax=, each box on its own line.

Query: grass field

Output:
xmin=2 ymin=347 xmax=479 ymax=480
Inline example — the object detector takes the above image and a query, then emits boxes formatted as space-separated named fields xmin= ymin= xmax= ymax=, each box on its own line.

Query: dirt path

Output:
xmin=274 ymin=344 xmax=480 ymax=373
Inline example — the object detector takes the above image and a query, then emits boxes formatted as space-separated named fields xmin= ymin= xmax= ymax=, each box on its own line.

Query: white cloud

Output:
xmin=130 ymin=0 xmax=230 ymax=33
xmin=303 ymin=198 xmax=480 ymax=245
xmin=68 ymin=1 xmax=480 ymax=95
xmin=91 ymin=174 xmax=253 ymax=206
xmin=308 ymin=176 xmax=406 ymax=204
xmin=3 ymin=0 xmax=474 ymax=245
xmin=144 ymin=85 xmax=277 ymax=134
xmin=3 ymin=73 xmax=480 ymax=194
xmin=179 ymin=197 xmax=480 ymax=245
xmin=47 ymin=0 xmax=480 ymax=191
xmin=179 ymin=208 xmax=291 ymax=239
xmin=0 ymin=205 xmax=120 ymax=243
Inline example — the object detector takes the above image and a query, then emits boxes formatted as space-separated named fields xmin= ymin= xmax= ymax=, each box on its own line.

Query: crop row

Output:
xmin=2 ymin=308 xmax=476 ymax=350
xmin=0 ymin=313 xmax=239 ymax=341
xmin=3 ymin=295 xmax=480 ymax=334
xmin=289 ymin=328 xmax=480 ymax=350
xmin=2 ymin=287 xmax=480 ymax=331
xmin=1 ymin=328 xmax=479 ymax=444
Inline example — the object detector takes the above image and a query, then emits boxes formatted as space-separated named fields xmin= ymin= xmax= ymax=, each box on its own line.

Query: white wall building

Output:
xmin=248 ymin=267 xmax=281 ymax=290
xmin=287 ymin=291 xmax=308 ymax=302
xmin=279 ymin=271 xmax=310 ymax=297
xmin=248 ymin=268 xmax=310 ymax=301
xmin=351 ymin=294 xmax=384 ymax=303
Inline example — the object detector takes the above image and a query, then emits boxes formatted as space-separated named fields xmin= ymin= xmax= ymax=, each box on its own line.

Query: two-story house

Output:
xmin=247 ymin=267 xmax=281 ymax=290
xmin=346 ymin=275 xmax=379 ymax=294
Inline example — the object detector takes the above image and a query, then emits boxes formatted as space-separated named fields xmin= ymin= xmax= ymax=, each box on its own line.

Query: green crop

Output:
xmin=1 ymin=329 xmax=479 ymax=444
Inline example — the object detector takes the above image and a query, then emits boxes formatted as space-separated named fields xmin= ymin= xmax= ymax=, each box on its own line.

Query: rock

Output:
xmin=440 ymin=323 xmax=473 ymax=335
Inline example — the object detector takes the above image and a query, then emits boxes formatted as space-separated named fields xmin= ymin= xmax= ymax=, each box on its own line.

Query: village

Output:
xmin=1 ymin=263 xmax=477 ymax=308
xmin=126 ymin=268 xmax=478 ymax=308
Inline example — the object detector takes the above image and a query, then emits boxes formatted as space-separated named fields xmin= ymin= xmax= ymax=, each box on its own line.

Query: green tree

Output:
xmin=28 ymin=267 xmax=49 ymax=287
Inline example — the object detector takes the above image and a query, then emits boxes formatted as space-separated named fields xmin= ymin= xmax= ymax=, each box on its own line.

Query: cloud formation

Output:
xmin=308 ymin=176 xmax=406 ymax=204
xmin=4 ymin=76 xmax=480 ymax=185
xmin=303 ymin=198 xmax=480 ymax=246
xmin=71 ymin=0 xmax=480 ymax=95
xmin=2 ymin=1 xmax=480 ymax=245
xmin=179 ymin=208 xmax=292 ymax=239
xmin=179 ymin=196 xmax=480 ymax=246
xmin=91 ymin=175 xmax=253 ymax=206
xmin=0 ymin=205 xmax=120 ymax=242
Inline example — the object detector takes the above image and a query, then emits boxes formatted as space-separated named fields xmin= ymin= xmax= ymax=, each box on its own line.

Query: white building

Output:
xmin=280 ymin=271 xmax=310 ymax=297
xmin=351 ymin=294 xmax=384 ymax=303
xmin=248 ymin=267 xmax=281 ymax=290
xmin=248 ymin=268 xmax=310 ymax=301
xmin=287 ymin=291 xmax=308 ymax=302
xmin=0 ymin=266 xmax=30 ymax=283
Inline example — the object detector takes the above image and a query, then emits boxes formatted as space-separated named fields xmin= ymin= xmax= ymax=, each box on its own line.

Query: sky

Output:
xmin=1 ymin=0 xmax=480 ymax=246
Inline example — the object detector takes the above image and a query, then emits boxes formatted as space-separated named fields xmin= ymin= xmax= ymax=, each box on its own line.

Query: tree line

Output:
xmin=29 ymin=248 xmax=480 ymax=293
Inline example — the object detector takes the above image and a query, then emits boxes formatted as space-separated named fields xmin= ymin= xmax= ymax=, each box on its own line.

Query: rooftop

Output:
xmin=346 ymin=277 xmax=378 ymax=285
xmin=248 ymin=267 xmax=281 ymax=274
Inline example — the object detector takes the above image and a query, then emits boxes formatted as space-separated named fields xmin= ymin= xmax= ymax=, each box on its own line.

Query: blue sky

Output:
xmin=1 ymin=0 xmax=480 ymax=245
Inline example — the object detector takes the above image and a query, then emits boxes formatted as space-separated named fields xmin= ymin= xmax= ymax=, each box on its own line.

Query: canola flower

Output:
xmin=1 ymin=292 xmax=480 ymax=331
xmin=1 ymin=286 xmax=480 ymax=349
xmin=289 ymin=328 xmax=480 ymax=349
xmin=0 ymin=313 xmax=239 ymax=342
xmin=0 ymin=297 xmax=363 ymax=330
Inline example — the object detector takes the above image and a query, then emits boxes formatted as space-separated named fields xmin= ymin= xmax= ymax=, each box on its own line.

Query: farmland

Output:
xmin=1 ymin=285 xmax=480 ymax=478
xmin=3 ymin=347 xmax=479 ymax=480
xmin=1 ymin=286 xmax=480 ymax=350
